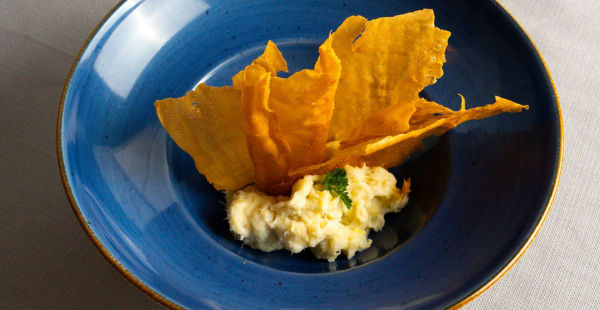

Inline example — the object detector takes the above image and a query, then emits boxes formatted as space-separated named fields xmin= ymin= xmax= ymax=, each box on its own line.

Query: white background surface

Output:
xmin=1 ymin=0 xmax=598 ymax=308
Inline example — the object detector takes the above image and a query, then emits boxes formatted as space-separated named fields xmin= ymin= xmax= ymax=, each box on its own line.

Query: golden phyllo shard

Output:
xmin=237 ymin=36 xmax=341 ymax=194
xmin=288 ymin=96 xmax=528 ymax=178
xmin=328 ymin=9 xmax=451 ymax=140
xmin=238 ymin=64 xmax=293 ymax=195
xmin=154 ymin=84 xmax=253 ymax=190
xmin=232 ymin=40 xmax=288 ymax=87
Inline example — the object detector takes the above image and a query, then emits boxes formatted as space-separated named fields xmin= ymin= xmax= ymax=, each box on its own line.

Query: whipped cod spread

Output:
xmin=226 ymin=165 xmax=410 ymax=261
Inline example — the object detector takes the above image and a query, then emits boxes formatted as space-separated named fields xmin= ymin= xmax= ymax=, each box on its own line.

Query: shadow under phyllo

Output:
xmin=166 ymin=131 xmax=451 ymax=274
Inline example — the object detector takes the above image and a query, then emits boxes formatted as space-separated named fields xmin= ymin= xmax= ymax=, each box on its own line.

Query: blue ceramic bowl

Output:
xmin=58 ymin=0 xmax=562 ymax=308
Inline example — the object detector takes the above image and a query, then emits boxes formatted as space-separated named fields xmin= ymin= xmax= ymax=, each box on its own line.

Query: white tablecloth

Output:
xmin=1 ymin=0 xmax=598 ymax=308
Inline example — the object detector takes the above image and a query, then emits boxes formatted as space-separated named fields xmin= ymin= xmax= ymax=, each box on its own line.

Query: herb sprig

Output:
xmin=322 ymin=168 xmax=353 ymax=209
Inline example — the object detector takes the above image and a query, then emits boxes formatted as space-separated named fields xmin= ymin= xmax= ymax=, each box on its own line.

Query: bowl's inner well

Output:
xmin=166 ymin=41 xmax=450 ymax=273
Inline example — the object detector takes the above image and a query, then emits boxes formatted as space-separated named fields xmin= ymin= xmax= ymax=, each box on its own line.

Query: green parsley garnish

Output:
xmin=322 ymin=168 xmax=353 ymax=209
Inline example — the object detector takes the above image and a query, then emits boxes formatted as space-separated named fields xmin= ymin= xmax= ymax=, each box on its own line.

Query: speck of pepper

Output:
xmin=241 ymin=279 xmax=245 ymax=282
xmin=277 ymin=282 xmax=282 ymax=286
xmin=471 ymin=160 xmax=477 ymax=166
xmin=343 ymin=3 xmax=347 ymax=7
xmin=205 ymin=10 xmax=209 ymax=15
xmin=232 ymin=35 xmax=236 ymax=40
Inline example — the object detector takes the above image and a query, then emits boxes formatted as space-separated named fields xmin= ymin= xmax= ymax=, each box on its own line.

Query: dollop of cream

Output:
xmin=226 ymin=165 xmax=410 ymax=261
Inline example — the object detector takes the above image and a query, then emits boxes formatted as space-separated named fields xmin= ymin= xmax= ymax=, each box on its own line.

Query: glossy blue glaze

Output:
xmin=59 ymin=0 xmax=561 ymax=308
